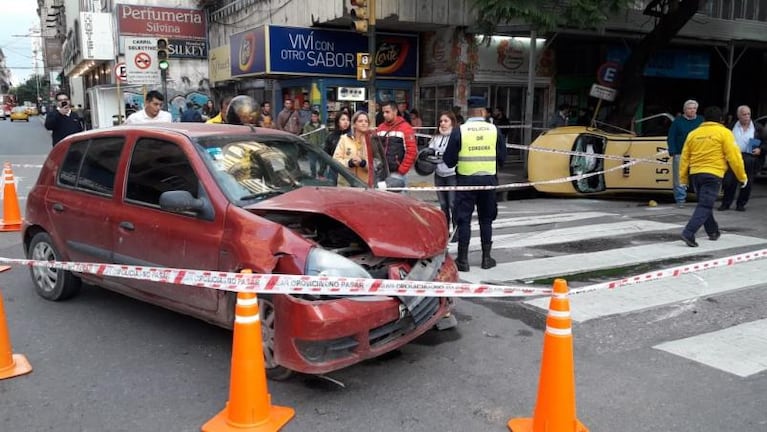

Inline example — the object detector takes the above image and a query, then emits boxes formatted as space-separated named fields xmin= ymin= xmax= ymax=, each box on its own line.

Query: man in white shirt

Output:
xmin=125 ymin=90 xmax=172 ymax=124
xmin=720 ymin=104 xmax=764 ymax=211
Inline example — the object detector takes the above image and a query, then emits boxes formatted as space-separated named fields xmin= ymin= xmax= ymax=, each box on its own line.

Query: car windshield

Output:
xmin=195 ymin=134 xmax=369 ymax=204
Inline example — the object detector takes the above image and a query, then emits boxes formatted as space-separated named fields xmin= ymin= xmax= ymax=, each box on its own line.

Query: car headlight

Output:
xmin=305 ymin=247 xmax=372 ymax=278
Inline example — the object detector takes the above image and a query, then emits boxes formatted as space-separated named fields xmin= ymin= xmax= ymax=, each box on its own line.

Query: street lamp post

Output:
xmin=33 ymin=49 xmax=41 ymax=106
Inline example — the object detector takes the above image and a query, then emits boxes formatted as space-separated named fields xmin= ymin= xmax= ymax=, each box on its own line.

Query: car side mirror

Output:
xmin=159 ymin=190 xmax=205 ymax=213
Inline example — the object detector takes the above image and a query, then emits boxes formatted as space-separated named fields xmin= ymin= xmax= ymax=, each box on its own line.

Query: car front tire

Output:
xmin=259 ymin=295 xmax=294 ymax=381
xmin=28 ymin=232 xmax=81 ymax=301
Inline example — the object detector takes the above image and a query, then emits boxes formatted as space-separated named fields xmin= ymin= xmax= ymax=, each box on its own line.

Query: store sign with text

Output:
xmin=208 ymin=45 xmax=231 ymax=83
xmin=229 ymin=25 xmax=417 ymax=78
xmin=117 ymin=4 xmax=207 ymax=40
xmin=80 ymin=12 xmax=115 ymax=60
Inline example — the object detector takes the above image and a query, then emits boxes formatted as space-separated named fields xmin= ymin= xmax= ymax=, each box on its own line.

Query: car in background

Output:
xmin=10 ymin=106 xmax=30 ymax=122
xmin=25 ymin=106 xmax=39 ymax=116
xmin=0 ymin=109 xmax=5 ymax=120
xmin=23 ymin=123 xmax=457 ymax=379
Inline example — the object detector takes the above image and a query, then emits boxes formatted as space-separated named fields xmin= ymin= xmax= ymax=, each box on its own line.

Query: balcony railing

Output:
xmin=632 ymin=0 xmax=767 ymax=22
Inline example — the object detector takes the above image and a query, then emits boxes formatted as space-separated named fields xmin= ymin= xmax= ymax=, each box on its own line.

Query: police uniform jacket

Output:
xmin=442 ymin=117 xmax=506 ymax=186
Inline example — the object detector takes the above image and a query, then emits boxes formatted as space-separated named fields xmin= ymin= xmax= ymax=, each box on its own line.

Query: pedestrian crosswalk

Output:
xmin=456 ymin=205 xmax=767 ymax=377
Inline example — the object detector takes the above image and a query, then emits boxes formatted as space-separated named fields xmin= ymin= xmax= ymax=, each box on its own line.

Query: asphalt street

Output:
xmin=0 ymin=118 xmax=765 ymax=432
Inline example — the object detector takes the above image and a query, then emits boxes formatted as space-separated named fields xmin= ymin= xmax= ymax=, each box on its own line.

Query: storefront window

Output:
xmin=420 ymin=85 xmax=454 ymax=127
xmin=326 ymin=86 xmax=367 ymax=130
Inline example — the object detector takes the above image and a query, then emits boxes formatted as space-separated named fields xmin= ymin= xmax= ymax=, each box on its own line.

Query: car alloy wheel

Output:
xmin=258 ymin=296 xmax=294 ymax=380
xmin=28 ymin=232 xmax=81 ymax=301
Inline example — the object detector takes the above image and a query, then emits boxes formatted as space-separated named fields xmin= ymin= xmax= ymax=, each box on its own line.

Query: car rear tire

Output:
xmin=259 ymin=295 xmax=294 ymax=381
xmin=28 ymin=232 xmax=81 ymax=301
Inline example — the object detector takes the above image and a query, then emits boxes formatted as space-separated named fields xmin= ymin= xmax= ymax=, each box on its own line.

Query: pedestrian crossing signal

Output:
xmin=356 ymin=52 xmax=371 ymax=81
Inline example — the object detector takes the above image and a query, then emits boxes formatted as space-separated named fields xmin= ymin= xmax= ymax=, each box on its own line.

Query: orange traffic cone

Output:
xmin=1 ymin=267 xmax=33 ymax=380
xmin=0 ymin=162 xmax=22 ymax=232
xmin=508 ymin=279 xmax=589 ymax=432
xmin=202 ymin=271 xmax=294 ymax=432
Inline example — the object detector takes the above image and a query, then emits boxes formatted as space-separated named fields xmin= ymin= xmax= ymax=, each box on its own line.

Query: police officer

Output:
xmin=443 ymin=97 xmax=507 ymax=271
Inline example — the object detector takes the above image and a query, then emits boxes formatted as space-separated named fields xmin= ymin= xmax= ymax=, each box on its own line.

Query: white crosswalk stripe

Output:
xmin=456 ymin=206 xmax=767 ymax=377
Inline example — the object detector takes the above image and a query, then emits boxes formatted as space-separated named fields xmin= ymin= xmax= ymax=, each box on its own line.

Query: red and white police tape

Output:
xmin=383 ymin=155 xmax=644 ymax=192
xmin=0 ymin=256 xmax=549 ymax=298
xmin=1 ymin=247 xmax=766 ymax=298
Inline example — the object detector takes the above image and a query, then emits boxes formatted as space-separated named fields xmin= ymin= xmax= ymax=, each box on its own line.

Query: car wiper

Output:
xmin=238 ymin=189 xmax=285 ymax=201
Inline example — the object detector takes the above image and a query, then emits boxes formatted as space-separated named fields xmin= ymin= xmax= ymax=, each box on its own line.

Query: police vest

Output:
xmin=457 ymin=122 xmax=497 ymax=175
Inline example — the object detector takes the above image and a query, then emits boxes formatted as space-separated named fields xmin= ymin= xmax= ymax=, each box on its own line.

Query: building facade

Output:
xmin=34 ymin=0 xmax=767 ymax=135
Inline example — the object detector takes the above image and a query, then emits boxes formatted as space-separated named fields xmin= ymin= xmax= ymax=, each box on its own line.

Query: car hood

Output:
xmin=246 ymin=187 xmax=448 ymax=258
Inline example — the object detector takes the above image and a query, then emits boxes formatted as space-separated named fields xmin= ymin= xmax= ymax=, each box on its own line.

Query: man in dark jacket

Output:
xmin=44 ymin=92 xmax=83 ymax=146
xmin=180 ymin=102 xmax=203 ymax=122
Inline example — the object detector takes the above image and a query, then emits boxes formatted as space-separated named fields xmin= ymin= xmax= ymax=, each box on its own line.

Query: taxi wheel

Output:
xmin=28 ymin=232 xmax=81 ymax=301
xmin=259 ymin=295 xmax=294 ymax=381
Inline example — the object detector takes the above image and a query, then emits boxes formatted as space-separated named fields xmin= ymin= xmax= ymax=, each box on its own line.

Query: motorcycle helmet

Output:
xmin=226 ymin=95 xmax=258 ymax=125
xmin=414 ymin=147 xmax=438 ymax=176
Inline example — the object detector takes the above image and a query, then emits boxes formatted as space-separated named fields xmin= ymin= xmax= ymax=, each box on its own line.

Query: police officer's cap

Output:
xmin=467 ymin=96 xmax=487 ymax=109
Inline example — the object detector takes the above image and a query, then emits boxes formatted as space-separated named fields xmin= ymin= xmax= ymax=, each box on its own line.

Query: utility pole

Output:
xmin=351 ymin=0 xmax=376 ymax=125
xmin=367 ymin=0 xmax=376 ymax=126
xmin=33 ymin=49 xmax=40 ymax=106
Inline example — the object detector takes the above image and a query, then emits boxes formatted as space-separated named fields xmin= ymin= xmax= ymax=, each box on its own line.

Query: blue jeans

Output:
xmin=672 ymin=155 xmax=687 ymax=204
xmin=683 ymin=173 xmax=721 ymax=239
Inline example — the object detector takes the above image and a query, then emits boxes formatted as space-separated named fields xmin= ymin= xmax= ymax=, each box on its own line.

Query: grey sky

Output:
xmin=0 ymin=3 xmax=43 ymax=86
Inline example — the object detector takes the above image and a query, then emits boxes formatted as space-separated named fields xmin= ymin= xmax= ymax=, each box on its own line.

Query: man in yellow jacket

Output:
xmin=679 ymin=106 xmax=747 ymax=247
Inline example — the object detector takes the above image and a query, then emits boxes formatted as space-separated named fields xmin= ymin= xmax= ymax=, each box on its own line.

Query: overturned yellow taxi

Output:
xmin=527 ymin=119 xmax=674 ymax=196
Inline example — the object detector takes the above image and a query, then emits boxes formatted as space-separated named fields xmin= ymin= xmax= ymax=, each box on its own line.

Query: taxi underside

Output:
xmin=527 ymin=126 xmax=674 ymax=196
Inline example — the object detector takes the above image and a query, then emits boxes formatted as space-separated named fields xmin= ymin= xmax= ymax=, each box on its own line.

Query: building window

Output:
xmin=419 ymin=85 xmax=454 ymax=127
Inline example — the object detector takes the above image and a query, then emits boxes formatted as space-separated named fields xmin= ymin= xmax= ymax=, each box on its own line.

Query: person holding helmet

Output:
xmin=424 ymin=111 xmax=459 ymax=238
xmin=443 ymin=97 xmax=506 ymax=271
xmin=226 ymin=95 xmax=260 ymax=125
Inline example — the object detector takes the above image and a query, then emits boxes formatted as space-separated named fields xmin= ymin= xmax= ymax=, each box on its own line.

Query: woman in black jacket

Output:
xmin=323 ymin=112 xmax=351 ymax=185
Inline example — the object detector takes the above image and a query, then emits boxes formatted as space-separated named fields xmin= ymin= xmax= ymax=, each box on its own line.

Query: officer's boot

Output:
xmin=455 ymin=243 xmax=470 ymax=272
xmin=481 ymin=242 xmax=496 ymax=269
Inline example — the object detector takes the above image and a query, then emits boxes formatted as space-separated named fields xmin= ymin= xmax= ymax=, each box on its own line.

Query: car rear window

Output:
xmin=58 ymin=137 xmax=124 ymax=196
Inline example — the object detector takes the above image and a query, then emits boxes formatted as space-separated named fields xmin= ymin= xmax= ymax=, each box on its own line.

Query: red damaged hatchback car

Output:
xmin=23 ymin=124 xmax=458 ymax=378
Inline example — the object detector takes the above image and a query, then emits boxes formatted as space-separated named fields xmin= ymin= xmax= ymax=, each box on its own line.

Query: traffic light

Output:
xmin=350 ymin=0 xmax=368 ymax=33
xmin=157 ymin=38 xmax=170 ymax=71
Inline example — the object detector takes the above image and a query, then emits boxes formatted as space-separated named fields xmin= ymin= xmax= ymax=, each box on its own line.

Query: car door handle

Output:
xmin=52 ymin=203 xmax=64 ymax=212
xmin=119 ymin=221 xmax=135 ymax=231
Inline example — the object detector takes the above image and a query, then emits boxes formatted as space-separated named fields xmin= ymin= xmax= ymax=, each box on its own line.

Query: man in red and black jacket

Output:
xmin=376 ymin=101 xmax=417 ymax=190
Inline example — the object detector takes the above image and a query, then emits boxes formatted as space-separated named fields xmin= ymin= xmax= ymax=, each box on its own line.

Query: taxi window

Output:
xmin=125 ymin=138 xmax=199 ymax=206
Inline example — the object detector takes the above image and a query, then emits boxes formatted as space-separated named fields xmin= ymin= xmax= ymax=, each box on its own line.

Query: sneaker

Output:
xmin=680 ymin=233 xmax=699 ymax=247
xmin=736 ymin=206 xmax=746 ymax=212
xmin=676 ymin=203 xmax=685 ymax=209
xmin=718 ymin=205 xmax=730 ymax=211
xmin=708 ymin=231 xmax=721 ymax=241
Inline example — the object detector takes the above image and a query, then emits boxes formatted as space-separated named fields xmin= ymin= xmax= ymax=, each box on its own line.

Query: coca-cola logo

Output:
xmin=375 ymin=38 xmax=410 ymax=74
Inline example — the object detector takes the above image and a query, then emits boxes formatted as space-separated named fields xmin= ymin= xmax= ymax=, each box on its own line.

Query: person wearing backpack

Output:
xmin=375 ymin=101 xmax=417 ymax=191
